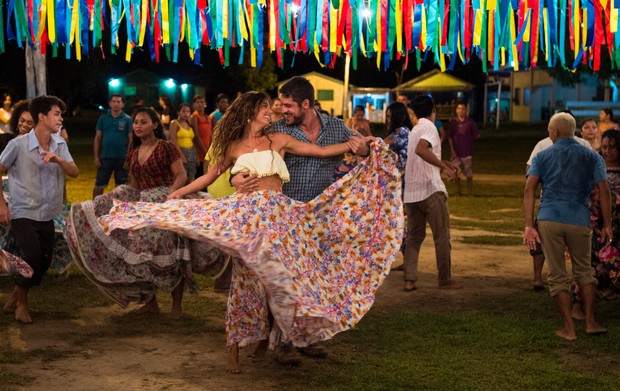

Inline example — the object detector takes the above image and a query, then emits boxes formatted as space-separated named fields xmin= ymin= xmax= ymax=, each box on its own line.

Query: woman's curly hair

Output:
xmin=210 ymin=91 xmax=272 ymax=166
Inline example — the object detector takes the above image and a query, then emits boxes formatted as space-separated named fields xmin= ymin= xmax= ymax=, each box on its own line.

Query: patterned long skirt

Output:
xmin=100 ymin=142 xmax=404 ymax=347
xmin=66 ymin=185 xmax=229 ymax=307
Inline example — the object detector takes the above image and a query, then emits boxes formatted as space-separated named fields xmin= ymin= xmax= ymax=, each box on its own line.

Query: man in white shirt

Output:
xmin=402 ymin=95 xmax=462 ymax=291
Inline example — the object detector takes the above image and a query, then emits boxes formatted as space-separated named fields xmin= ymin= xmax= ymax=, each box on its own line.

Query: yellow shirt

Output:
xmin=176 ymin=124 xmax=195 ymax=148
xmin=205 ymin=146 xmax=235 ymax=198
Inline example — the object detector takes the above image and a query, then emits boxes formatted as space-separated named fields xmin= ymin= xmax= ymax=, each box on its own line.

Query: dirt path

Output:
xmin=1 ymin=227 xmax=535 ymax=391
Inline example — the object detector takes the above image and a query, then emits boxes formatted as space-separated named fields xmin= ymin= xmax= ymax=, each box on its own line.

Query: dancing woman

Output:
xmin=100 ymin=92 xmax=404 ymax=372
xmin=66 ymin=107 xmax=227 ymax=319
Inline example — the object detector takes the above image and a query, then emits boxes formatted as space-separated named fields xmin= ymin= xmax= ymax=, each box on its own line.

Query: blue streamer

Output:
xmin=585 ymin=0 xmax=594 ymax=47
xmin=412 ymin=2 xmax=422 ymax=48
xmin=559 ymin=0 xmax=566 ymax=66
xmin=55 ymin=0 xmax=67 ymax=43
xmin=572 ymin=47 xmax=584 ymax=69
xmin=514 ymin=10 xmax=529 ymax=45
xmin=316 ymin=0 xmax=324 ymax=48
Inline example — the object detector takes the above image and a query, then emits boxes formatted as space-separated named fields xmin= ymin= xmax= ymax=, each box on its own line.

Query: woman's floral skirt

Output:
xmin=100 ymin=142 xmax=404 ymax=347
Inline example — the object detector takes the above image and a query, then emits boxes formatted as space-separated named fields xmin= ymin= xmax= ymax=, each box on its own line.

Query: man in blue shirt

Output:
xmin=0 ymin=96 xmax=79 ymax=323
xmin=93 ymin=94 xmax=132 ymax=198
xmin=524 ymin=112 xmax=609 ymax=340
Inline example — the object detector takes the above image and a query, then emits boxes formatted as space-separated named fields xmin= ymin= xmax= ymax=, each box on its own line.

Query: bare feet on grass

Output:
xmin=14 ymin=304 xmax=32 ymax=324
xmin=226 ymin=343 xmax=240 ymax=374
xmin=555 ymin=328 xmax=577 ymax=341
xmin=585 ymin=323 xmax=608 ymax=335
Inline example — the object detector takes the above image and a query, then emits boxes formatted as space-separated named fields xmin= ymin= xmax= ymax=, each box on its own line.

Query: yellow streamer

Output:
xmin=457 ymin=34 xmax=464 ymax=62
xmin=162 ymin=0 xmax=170 ymax=44
xmin=473 ymin=10 xmax=483 ymax=46
xmin=612 ymin=9 xmax=618 ymax=33
xmin=125 ymin=38 xmax=132 ymax=61
xmin=543 ymin=8 xmax=549 ymax=62
xmin=314 ymin=39 xmax=325 ymax=67
xmin=488 ymin=10 xmax=493 ymax=61
xmin=600 ymin=0 xmax=609 ymax=9
xmin=222 ymin=0 xmax=229 ymax=40
xmin=240 ymin=2 xmax=250 ymax=42
xmin=439 ymin=40 xmax=446 ymax=71
xmin=487 ymin=0 xmax=497 ymax=9
xmin=374 ymin=4 xmax=381 ymax=52
xmin=46 ymin=0 xmax=56 ymax=42
xmin=396 ymin=0 xmax=402 ymax=53
xmin=420 ymin=7 xmax=426 ymax=50
xmin=501 ymin=47 xmax=505 ymax=66
xmin=509 ymin=9 xmax=519 ymax=71
xmin=523 ymin=8 xmax=531 ymax=42
xmin=139 ymin=0 xmax=148 ymax=46
xmin=582 ymin=9 xmax=587 ymax=48
xmin=251 ymin=47 xmax=257 ymax=67
xmin=70 ymin=0 xmax=79 ymax=44
xmin=574 ymin=0 xmax=580 ymax=59
xmin=269 ymin=0 xmax=276 ymax=50
xmin=37 ymin=0 xmax=47 ymax=40
xmin=329 ymin=3 xmax=337 ymax=53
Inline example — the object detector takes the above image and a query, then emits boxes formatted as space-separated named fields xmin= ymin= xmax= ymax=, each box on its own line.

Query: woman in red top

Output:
xmin=66 ymin=108 xmax=228 ymax=319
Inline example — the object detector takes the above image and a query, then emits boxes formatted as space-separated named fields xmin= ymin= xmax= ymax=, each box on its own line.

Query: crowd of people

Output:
xmin=2 ymin=78 xmax=619 ymax=375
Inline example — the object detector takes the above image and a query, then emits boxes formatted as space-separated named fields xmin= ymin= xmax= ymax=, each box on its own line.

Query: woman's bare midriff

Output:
xmin=256 ymin=174 xmax=284 ymax=191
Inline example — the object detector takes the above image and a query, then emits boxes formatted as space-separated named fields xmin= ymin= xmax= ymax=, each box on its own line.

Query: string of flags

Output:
xmin=0 ymin=0 xmax=619 ymax=72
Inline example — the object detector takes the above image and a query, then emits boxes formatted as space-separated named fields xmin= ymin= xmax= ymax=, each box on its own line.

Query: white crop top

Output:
xmin=231 ymin=150 xmax=290 ymax=183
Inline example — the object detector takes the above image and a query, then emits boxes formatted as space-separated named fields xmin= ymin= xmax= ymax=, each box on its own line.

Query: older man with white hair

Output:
xmin=524 ymin=112 xmax=610 ymax=341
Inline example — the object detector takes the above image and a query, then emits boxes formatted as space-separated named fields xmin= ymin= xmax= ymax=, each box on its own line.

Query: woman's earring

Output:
xmin=247 ymin=119 xmax=251 ymax=123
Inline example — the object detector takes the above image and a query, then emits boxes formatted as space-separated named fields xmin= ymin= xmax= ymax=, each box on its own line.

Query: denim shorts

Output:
xmin=95 ymin=158 xmax=128 ymax=188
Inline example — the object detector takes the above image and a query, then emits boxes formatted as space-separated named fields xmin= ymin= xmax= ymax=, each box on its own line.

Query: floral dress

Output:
xmin=65 ymin=141 xmax=228 ymax=307
xmin=590 ymin=167 xmax=620 ymax=296
xmin=100 ymin=141 xmax=404 ymax=348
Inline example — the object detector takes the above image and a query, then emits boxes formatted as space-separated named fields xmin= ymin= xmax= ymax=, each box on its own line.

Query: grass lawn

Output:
xmin=2 ymin=120 xmax=620 ymax=390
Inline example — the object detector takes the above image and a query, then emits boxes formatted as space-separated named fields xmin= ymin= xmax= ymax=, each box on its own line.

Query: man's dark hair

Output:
xmin=411 ymin=95 xmax=435 ymax=119
xmin=28 ymin=96 xmax=66 ymax=126
xmin=279 ymin=76 xmax=315 ymax=107
xmin=602 ymin=108 xmax=614 ymax=120
xmin=215 ymin=93 xmax=229 ymax=103
xmin=109 ymin=94 xmax=123 ymax=102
